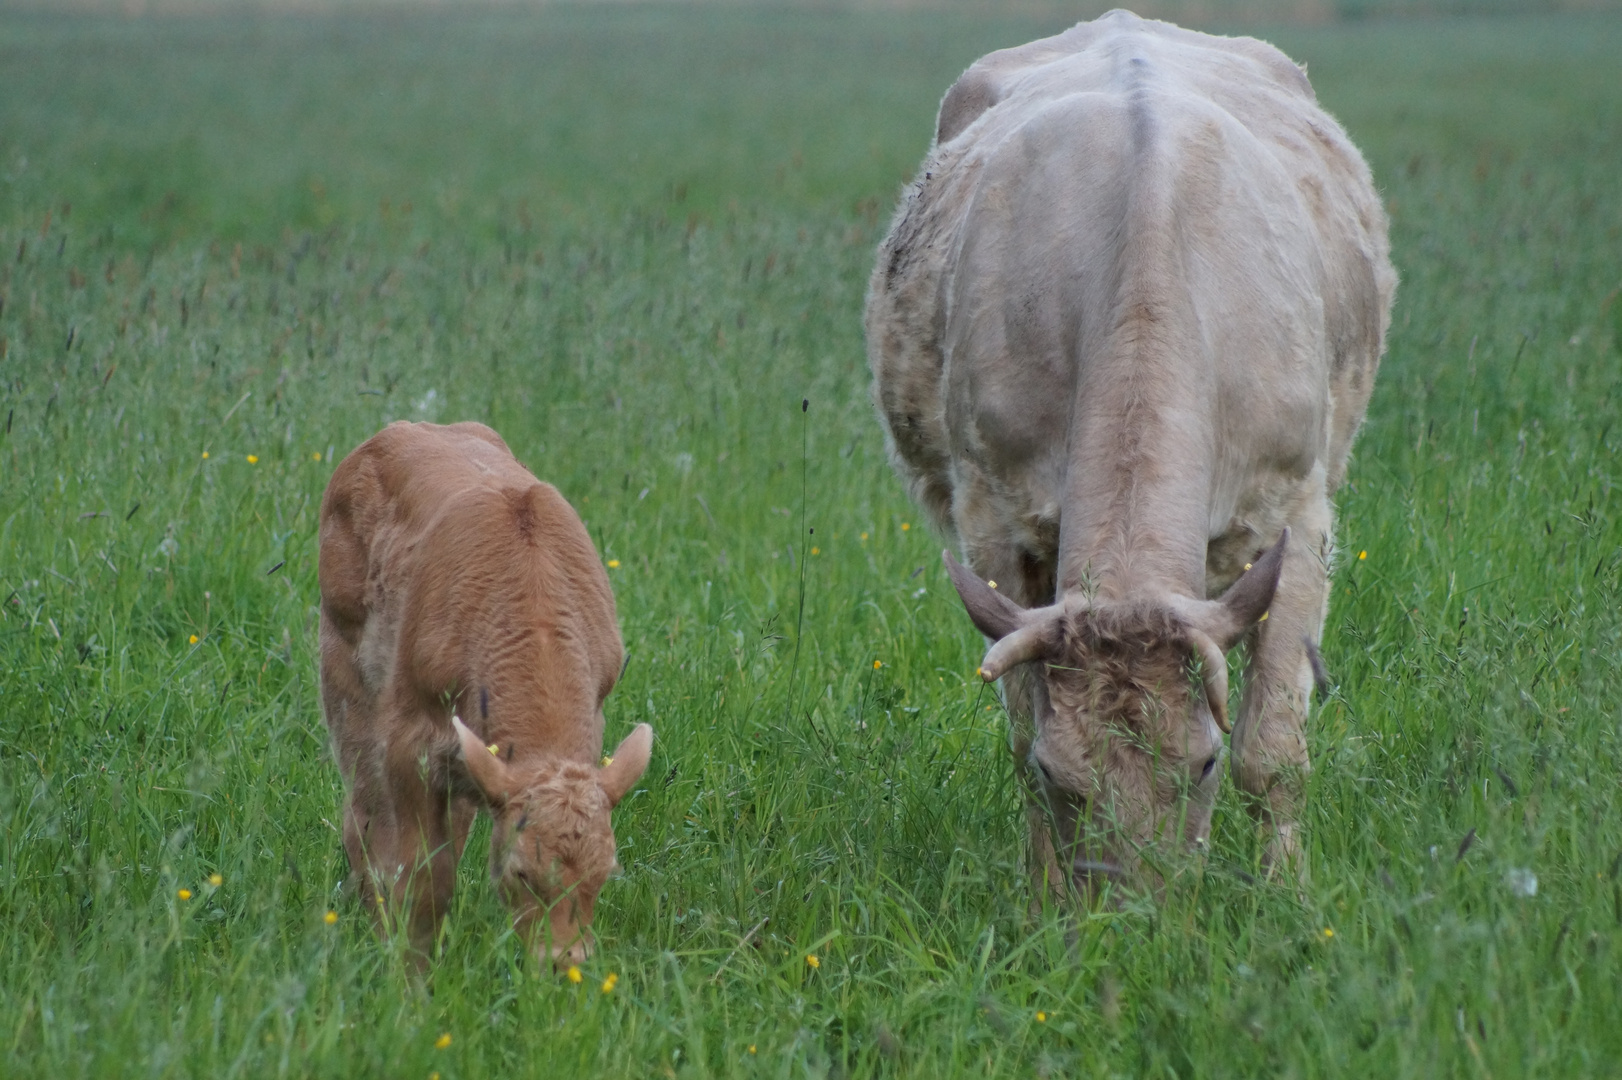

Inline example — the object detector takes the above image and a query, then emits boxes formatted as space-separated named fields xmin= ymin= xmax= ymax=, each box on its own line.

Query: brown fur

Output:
xmin=317 ymin=420 xmax=651 ymax=968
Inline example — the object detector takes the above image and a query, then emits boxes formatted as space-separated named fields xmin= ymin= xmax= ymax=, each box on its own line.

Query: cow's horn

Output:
xmin=1188 ymin=630 xmax=1231 ymax=733
xmin=979 ymin=616 xmax=1061 ymax=682
xmin=453 ymin=715 xmax=513 ymax=806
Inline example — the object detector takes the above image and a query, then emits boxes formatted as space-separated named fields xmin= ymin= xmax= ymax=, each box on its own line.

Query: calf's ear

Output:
xmin=599 ymin=723 xmax=653 ymax=807
xmin=453 ymin=715 xmax=513 ymax=807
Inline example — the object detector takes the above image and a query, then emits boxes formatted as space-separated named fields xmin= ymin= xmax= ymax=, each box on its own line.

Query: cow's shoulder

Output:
xmin=936 ymin=11 xmax=1315 ymax=148
xmin=935 ymin=21 xmax=1089 ymax=145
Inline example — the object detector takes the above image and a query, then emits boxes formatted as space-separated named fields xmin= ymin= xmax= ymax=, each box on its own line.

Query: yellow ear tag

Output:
xmin=601 ymin=755 xmax=614 ymax=767
xmin=487 ymin=743 xmax=500 ymax=756
xmin=1259 ymin=612 xmax=1269 ymax=622
xmin=987 ymin=580 xmax=997 ymax=589
xmin=1244 ymin=563 xmax=1253 ymax=571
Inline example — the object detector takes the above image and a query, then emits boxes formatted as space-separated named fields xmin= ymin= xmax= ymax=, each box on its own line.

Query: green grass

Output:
xmin=3 ymin=5 xmax=1622 ymax=1077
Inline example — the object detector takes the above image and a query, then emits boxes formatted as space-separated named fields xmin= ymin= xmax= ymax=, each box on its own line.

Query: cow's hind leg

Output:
xmin=1230 ymin=504 xmax=1332 ymax=878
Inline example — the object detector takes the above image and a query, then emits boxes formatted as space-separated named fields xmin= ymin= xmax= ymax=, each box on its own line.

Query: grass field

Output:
xmin=3 ymin=5 xmax=1622 ymax=1077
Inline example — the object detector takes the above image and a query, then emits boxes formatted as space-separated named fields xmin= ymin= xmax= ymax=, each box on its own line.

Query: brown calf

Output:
xmin=318 ymin=420 xmax=651 ymax=967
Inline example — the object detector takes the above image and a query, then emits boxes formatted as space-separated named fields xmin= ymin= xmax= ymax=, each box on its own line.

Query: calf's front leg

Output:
xmin=342 ymin=754 xmax=465 ymax=965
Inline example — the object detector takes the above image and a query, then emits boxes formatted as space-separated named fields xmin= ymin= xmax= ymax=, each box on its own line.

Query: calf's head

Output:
xmin=944 ymin=533 xmax=1286 ymax=891
xmin=452 ymin=717 xmax=652 ymax=968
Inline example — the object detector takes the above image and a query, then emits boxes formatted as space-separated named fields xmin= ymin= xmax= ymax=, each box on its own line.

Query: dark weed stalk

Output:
xmin=786 ymin=397 xmax=810 ymax=718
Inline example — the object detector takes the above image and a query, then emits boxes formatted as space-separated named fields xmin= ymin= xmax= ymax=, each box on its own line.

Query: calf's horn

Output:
xmin=453 ymin=715 xmax=514 ymax=805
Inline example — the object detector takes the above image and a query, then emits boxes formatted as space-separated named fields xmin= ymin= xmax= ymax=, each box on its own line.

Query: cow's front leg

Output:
xmin=1001 ymin=662 xmax=1068 ymax=909
xmin=387 ymin=753 xmax=464 ymax=963
xmin=1230 ymin=516 xmax=1330 ymax=878
xmin=344 ymin=759 xmax=462 ymax=966
xmin=960 ymin=525 xmax=1068 ymax=908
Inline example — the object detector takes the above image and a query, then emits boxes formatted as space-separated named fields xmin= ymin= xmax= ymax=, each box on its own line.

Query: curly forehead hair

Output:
xmin=1051 ymin=602 xmax=1198 ymax=726
xmin=512 ymin=760 xmax=617 ymax=877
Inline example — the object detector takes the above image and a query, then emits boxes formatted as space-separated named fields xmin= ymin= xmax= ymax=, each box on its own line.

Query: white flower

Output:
xmin=157 ymin=537 xmax=179 ymax=558
xmin=1504 ymin=868 xmax=1537 ymax=898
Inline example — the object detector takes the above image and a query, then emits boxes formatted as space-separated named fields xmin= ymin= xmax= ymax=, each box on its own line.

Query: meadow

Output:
xmin=2 ymin=4 xmax=1621 ymax=1077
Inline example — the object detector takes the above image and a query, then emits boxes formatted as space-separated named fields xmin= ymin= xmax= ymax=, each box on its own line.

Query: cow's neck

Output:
xmin=1054 ymin=350 xmax=1213 ymax=603
xmin=464 ymin=640 xmax=601 ymax=766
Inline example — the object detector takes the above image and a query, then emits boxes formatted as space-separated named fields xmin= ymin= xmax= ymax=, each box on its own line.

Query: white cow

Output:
xmin=866 ymin=10 xmax=1394 ymax=892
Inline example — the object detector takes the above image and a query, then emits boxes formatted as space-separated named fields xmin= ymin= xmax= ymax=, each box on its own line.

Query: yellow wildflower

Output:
xmin=900 ymin=522 xmax=910 ymax=531
xmin=1323 ymin=927 xmax=1335 ymax=939
xmin=805 ymin=954 xmax=820 ymax=969
xmin=208 ymin=873 xmax=223 ymax=887
xmin=201 ymin=451 xmax=209 ymax=460
xmin=860 ymin=532 xmax=869 ymax=542
xmin=748 ymin=1045 xmax=757 ymax=1055
xmin=607 ymin=559 xmax=620 ymax=569
xmin=567 ymin=965 xmax=583 ymax=984
xmin=246 ymin=455 xmax=258 ymax=464
xmin=324 ymin=911 xmax=338 ymax=925
xmin=177 ymin=888 xmax=192 ymax=901
xmin=601 ymin=973 xmax=618 ymax=994
xmin=1036 ymin=1011 xmax=1047 ymax=1023
xmin=872 ymin=660 xmax=882 ymax=670
xmin=434 ymin=1033 xmax=452 ymax=1050
xmin=189 ymin=635 xmax=199 ymax=645
xmin=312 ymin=452 xmax=322 ymax=461
xmin=810 ymin=546 xmax=820 ymax=555
xmin=1358 ymin=550 xmax=1367 ymax=560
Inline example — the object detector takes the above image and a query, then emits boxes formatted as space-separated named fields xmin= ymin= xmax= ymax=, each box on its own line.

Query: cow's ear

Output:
xmin=453 ymin=715 xmax=513 ymax=807
xmin=1216 ymin=528 xmax=1288 ymax=642
xmin=599 ymin=723 xmax=653 ymax=808
xmin=1178 ymin=528 xmax=1289 ymax=650
xmin=943 ymin=549 xmax=1027 ymax=641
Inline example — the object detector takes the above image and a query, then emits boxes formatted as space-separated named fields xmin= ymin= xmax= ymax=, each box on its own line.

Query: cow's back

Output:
xmin=318 ymin=422 xmax=620 ymax=762
xmin=867 ymin=11 xmax=1394 ymax=551
xmin=319 ymin=422 xmax=514 ymax=645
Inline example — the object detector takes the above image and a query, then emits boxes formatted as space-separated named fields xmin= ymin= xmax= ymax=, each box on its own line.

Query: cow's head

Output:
xmin=944 ymin=532 xmax=1286 ymax=892
xmin=452 ymin=718 xmax=652 ymax=969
